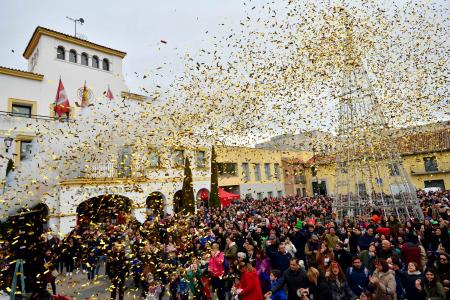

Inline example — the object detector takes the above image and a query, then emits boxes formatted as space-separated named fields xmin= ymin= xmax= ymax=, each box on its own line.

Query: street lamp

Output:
xmin=4 ymin=137 xmax=13 ymax=153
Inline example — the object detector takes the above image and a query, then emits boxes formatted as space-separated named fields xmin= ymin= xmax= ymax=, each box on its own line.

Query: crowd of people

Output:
xmin=1 ymin=189 xmax=450 ymax=300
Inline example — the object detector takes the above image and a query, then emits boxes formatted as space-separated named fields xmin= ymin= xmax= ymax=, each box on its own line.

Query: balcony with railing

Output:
xmin=294 ymin=175 xmax=306 ymax=184
xmin=79 ymin=163 xmax=146 ymax=179
xmin=410 ymin=162 xmax=450 ymax=175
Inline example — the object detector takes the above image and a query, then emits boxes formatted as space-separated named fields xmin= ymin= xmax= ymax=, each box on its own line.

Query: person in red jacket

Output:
xmin=236 ymin=259 xmax=264 ymax=300
xmin=401 ymin=234 xmax=422 ymax=269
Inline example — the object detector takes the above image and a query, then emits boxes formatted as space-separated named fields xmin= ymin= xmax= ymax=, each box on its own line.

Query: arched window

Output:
xmin=69 ymin=50 xmax=77 ymax=63
xmin=81 ymin=52 xmax=88 ymax=66
xmin=102 ymin=58 xmax=109 ymax=71
xmin=92 ymin=56 xmax=99 ymax=68
xmin=56 ymin=46 xmax=65 ymax=60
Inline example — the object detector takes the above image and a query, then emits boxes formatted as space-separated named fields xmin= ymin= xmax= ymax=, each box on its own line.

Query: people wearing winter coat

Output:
xmin=346 ymin=256 xmax=369 ymax=296
xmin=398 ymin=262 xmax=423 ymax=300
xmin=434 ymin=253 xmax=450 ymax=296
xmin=401 ymin=234 xmax=422 ymax=269
xmin=333 ymin=243 xmax=352 ymax=271
xmin=236 ymin=261 xmax=264 ymax=300
xmin=208 ymin=243 xmax=226 ymax=300
xmin=106 ymin=243 xmax=128 ymax=300
xmin=269 ymin=258 xmax=308 ymax=300
xmin=304 ymin=235 xmax=320 ymax=268
xmin=368 ymin=258 xmax=397 ymax=300
xmin=284 ymin=237 xmax=297 ymax=258
xmin=186 ymin=261 xmax=204 ymax=299
xmin=224 ymin=237 xmax=238 ymax=264
xmin=305 ymin=267 xmax=332 ymax=300
xmin=43 ymin=249 xmax=57 ymax=295
xmin=266 ymin=242 xmax=292 ymax=274
xmin=266 ymin=269 xmax=286 ymax=300
xmin=358 ymin=228 xmax=375 ymax=251
xmin=143 ymin=273 xmax=162 ymax=300
xmin=415 ymin=268 xmax=446 ymax=300
xmin=255 ymin=249 xmax=272 ymax=294
xmin=326 ymin=261 xmax=356 ymax=300
xmin=316 ymin=243 xmax=334 ymax=273
xmin=359 ymin=244 xmax=378 ymax=273
xmin=324 ymin=227 xmax=340 ymax=250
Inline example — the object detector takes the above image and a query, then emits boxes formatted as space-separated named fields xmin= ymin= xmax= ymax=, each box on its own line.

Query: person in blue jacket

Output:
xmin=346 ymin=257 xmax=369 ymax=296
xmin=357 ymin=228 xmax=375 ymax=251
xmin=267 ymin=269 xmax=287 ymax=300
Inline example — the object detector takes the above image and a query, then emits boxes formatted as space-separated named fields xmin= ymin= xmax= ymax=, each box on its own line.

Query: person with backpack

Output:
xmin=346 ymin=256 xmax=369 ymax=296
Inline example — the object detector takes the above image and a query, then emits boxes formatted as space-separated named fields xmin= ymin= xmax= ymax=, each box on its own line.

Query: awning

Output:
xmin=219 ymin=188 xmax=240 ymax=207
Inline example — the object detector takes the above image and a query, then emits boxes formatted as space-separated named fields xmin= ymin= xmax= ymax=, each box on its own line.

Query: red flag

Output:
xmin=54 ymin=78 xmax=70 ymax=117
xmin=106 ymin=85 xmax=114 ymax=100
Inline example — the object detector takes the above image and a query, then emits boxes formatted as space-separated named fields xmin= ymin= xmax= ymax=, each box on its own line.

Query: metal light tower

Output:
xmin=332 ymin=8 xmax=423 ymax=221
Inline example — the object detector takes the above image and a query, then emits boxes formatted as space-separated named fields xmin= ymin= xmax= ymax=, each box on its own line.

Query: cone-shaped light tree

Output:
xmin=209 ymin=146 xmax=220 ymax=208
xmin=182 ymin=157 xmax=195 ymax=214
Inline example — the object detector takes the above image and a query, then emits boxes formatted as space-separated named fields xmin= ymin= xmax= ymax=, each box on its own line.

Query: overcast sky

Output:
xmin=0 ymin=0 xmax=248 ymax=92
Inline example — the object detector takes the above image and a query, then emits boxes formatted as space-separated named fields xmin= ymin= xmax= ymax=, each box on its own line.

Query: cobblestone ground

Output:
xmin=53 ymin=264 xmax=171 ymax=300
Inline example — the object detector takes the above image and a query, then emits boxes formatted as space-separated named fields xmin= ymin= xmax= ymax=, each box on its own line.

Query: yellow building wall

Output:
xmin=402 ymin=151 xmax=450 ymax=190
xmin=304 ymin=150 xmax=450 ymax=196
xmin=216 ymin=146 xmax=285 ymax=187
xmin=304 ymin=163 xmax=336 ymax=196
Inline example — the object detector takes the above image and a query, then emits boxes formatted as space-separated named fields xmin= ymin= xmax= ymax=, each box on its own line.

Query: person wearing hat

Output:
xmin=291 ymin=221 xmax=309 ymax=262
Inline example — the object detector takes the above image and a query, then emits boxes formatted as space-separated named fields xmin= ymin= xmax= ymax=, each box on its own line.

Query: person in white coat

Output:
xmin=285 ymin=237 xmax=297 ymax=258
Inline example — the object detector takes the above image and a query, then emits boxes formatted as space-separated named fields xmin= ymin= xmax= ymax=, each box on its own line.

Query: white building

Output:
xmin=0 ymin=27 xmax=211 ymax=234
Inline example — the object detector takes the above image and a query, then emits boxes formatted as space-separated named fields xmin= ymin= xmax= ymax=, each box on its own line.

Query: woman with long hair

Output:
xmin=415 ymin=268 xmax=446 ymax=300
xmin=368 ymin=258 xmax=396 ymax=300
xmin=303 ymin=267 xmax=331 ymax=300
xmin=316 ymin=242 xmax=334 ymax=273
xmin=434 ymin=252 xmax=450 ymax=296
xmin=325 ymin=261 xmax=356 ymax=300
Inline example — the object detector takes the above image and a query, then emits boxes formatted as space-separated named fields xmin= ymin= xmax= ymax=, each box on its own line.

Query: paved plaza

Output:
xmin=55 ymin=272 xmax=142 ymax=300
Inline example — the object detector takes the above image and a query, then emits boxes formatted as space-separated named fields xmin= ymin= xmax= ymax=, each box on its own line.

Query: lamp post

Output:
xmin=4 ymin=137 xmax=13 ymax=153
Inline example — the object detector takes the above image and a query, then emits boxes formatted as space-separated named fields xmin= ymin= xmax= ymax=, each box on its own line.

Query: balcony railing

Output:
xmin=410 ymin=162 xmax=450 ymax=175
xmin=81 ymin=163 xmax=146 ymax=178
xmin=0 ymin=110 xmax=74 ymax=122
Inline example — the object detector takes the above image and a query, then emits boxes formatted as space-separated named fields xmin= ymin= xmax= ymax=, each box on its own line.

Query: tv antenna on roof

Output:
xmin=66 ymin=16 xmax=84 ymax=37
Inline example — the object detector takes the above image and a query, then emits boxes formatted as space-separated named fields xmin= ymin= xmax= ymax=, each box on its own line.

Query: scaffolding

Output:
xmin=332 ymin=8 xmax=423 ymax=221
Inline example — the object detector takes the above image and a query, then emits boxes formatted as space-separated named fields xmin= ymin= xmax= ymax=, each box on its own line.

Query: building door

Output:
xmin=425 ymin=180 xmax=445 ymax=191
xmin=312 ymin=181 xmax=327 ymax=196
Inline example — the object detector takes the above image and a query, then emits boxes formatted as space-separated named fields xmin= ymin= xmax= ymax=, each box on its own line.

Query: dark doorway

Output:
xmin=173 ymin=190 xmax=183 ymax=214
xmin=425 ymin=179 xmax=445 ymax=191
xmin=77 ymin=194 xmax=132 ymax=226
xmin=146 ymin=192 xmax=165 ymax=219
xmin=312 ymin=181 xmax=327 ymax=196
